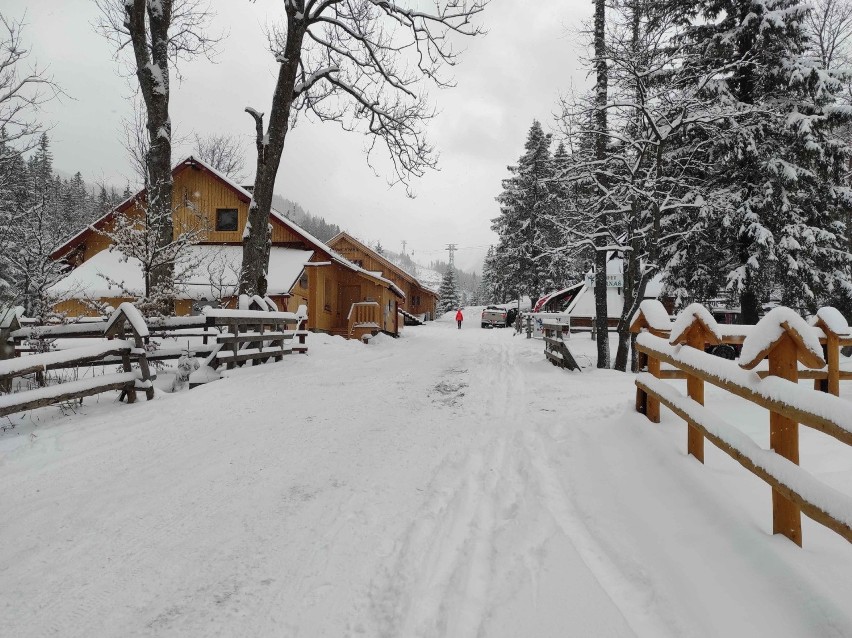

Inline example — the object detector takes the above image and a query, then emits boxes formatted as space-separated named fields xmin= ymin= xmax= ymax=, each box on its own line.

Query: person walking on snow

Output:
xmin=455 ymin=308 xmax=464 ymax=329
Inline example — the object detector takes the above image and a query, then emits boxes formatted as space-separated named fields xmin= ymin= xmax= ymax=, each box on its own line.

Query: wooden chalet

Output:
xmin=327 ymin=232 xmax=438 ymax=321
xmin=49 ymin=156 xmax=405 ymax=337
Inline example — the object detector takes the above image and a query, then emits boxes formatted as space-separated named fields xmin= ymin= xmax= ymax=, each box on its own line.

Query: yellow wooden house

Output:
xmin=49 ymin=156 xmax=405 ymax=337
xmin=327 ymin=232 xmax=438 ymax=321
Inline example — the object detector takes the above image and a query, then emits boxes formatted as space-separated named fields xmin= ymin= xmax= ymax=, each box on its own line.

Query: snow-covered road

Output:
xmin=2 ymin=314 xmax=852 ymax=637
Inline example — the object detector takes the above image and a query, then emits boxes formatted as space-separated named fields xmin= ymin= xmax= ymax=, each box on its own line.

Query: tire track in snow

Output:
xmin=520 ymin=428 xmax=676 ymax=638
xmin=367 ymin=333 xmax=530 ymax=637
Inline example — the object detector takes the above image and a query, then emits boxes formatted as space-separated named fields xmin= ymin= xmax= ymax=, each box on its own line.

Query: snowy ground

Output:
xmin=2 ymin=309 xmax=852 ymax=637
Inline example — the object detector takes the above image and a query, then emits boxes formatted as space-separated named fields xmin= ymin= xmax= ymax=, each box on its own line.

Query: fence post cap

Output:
xmin=0 ymin=306 xmax=23 ymax=332
xmin=630 ymin=299 xmax=672 ymax=336
xmin=669 ymin=303 xmax=722 ymax=346
xmin=810 ymin=307 xmax=850 ymax=338
xmin=739 ymin=307 xmax=826 ymax=370
xmin=104 ymin=302 xmax=150 ymax=339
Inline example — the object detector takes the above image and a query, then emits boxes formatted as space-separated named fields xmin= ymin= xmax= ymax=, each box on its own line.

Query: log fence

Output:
xmin=632 ymin=300 xmax=852 ymax=547
xmin=201 ymin=306 xmax=308 ymax=370
xmin=0 ymin=304 xmax=155 ymax=417
xmin=0 ymin=303 xmax=309 ymax=416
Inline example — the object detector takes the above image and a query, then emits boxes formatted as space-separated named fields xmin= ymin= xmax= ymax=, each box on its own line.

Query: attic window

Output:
xmin=216 ymin=208 xmax=238 ymax=231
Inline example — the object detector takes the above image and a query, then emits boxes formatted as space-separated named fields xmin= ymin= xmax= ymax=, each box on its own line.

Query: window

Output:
xmin=216 ymin=208 xmax=239 ymax=231
xmin=352 ymin=259 xmax=364 ymax=268
xmin=324 ymin=277 xmax=333 ymax=311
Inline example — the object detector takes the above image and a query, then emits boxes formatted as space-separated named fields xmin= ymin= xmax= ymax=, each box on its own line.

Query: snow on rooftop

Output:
xmin=49 ymin=245 xmax=313 ymax=302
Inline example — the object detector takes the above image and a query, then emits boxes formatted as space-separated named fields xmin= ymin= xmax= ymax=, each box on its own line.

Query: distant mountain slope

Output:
xmin=269 ymin=195 xmax=479 ymax=298
xmin=272 ymin=195 xmax=341 ymax=243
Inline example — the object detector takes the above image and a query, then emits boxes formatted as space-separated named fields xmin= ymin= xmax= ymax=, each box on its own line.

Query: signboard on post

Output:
xmin=586 ymin=274 xmax=624 ymax=288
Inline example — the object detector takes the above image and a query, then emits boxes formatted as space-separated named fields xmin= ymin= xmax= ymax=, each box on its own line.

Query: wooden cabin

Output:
xmin=49 ymin=156 xmax=405 ymax=337
xmin=327 ymin=232 xmax=437 ymax=320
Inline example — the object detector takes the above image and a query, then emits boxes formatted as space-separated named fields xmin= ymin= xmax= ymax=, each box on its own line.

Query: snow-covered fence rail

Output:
xmin=632 ymin=301 xmax=852 ymax=547
xmin=201 ymin=306 xmax=308 ymax=370
xmin=630 ymin=301 xmax=852 ymax=395
xmin=0 ymin=304 xmax=155 ymax=417
xmin=12 ymin=315 xmax=217 ymax=347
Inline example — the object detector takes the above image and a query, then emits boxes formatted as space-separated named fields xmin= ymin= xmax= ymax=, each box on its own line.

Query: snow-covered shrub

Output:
xmin=171 ymin=353 xmax=200 ymax=392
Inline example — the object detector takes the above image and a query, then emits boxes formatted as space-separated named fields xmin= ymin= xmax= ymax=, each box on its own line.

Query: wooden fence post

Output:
xmin=0 ymin=308 xmax=20 ymax=393
xmin=740 ymin=315 xmax=827 ymax=546
xmin=811 ymin=308 xmax=847 ymax=397
xmin=629 ymin=300 xmax=673 ymax=423
xmin=669 ymin=305 xmax=723 ymax=463
xmin=769 ymin=333 xmax=801 ymax=545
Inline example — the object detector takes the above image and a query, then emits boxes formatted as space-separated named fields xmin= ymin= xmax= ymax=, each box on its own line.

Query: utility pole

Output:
xmin=401 ymin=240 xmax=407 ymax=255
xmin=445 ymin=243 xmax=457 ymax=267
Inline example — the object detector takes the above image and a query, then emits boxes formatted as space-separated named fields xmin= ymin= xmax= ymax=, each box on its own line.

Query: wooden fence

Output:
xmin=0 ymin=304 xmax=154 ymax=417
xmin=200 ymin=306 xmax=308 ymax=370
xmin=631 ymin=300 xmax=852 ymax=547
xmin=1 ymin=303 xmax=309 ymax=417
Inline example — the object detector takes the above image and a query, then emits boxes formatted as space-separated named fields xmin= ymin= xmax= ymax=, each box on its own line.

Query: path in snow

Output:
xmin=2 ymin=314 xmax=852 ymax=637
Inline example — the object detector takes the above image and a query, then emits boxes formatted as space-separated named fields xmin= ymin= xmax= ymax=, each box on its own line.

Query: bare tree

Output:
xmin=96 ymin=196 xmax=208 ymax=314
xmin=95 ymin=0 xmax=220 ymax=314
xmin=0 ymin=14 xmax=59 ymax=166
xmin=0 ymin=13 xmax=60 ymax=309
xmin=805 ymin=0 xmax=852 ymax=70
xmin=239 ymin=0 xmax=488 ymax=296
xmin=120 ymin=96 xmax=150 ymax=188
xmin=193 ymin=133 xmax=246 ymax=181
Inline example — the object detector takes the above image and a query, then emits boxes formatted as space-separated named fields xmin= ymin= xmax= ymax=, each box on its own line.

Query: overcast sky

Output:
xmin=7 ymin=0 xmax=591 ymax=273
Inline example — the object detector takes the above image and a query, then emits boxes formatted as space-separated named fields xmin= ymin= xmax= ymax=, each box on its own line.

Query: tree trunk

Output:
xmin=127 ymin=0 xmax=174 ymax=315
xmin=614 ymin=0 xmax=642 ymax=372
xmin=241 ymin=14 xmax=307 ymax=296
xmin=593 ymin=0 xmax=610 ymax=368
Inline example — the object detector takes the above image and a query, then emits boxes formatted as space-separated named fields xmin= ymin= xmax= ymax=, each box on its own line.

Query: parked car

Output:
xmin=481 ymin=306 xmax=508 ymax=328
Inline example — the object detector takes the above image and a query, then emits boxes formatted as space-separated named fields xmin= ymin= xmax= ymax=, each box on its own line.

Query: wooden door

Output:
xmin=338 ymin=284 xmax=361 ymax=331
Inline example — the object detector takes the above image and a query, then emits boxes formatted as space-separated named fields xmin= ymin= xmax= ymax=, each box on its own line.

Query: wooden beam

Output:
xmin=636 ymin=376 xmax=852 ymax=545
xmin=636 ymin=339 xmax=852 ymax=448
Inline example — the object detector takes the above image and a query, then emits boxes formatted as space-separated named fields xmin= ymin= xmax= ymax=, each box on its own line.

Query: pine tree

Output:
xmin=437 ymin=266 xmax=461 ymax=314
xmin=493 ymin=121 xmax=562 ymax=307
xmin=665 ymin=0 xmax=852 ymax=319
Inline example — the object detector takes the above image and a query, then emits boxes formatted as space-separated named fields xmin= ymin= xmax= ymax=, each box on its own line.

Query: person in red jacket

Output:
xmin=455 ymin=308 xmax=464 ymax=329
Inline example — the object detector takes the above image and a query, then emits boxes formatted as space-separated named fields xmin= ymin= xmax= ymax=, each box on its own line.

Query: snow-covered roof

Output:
xmin=328 ymin=231 xmax=437 ymax=294
xmin=49 ymin=245 xmax=313 ymax=301
xmin=51 ymin=156 xmax=405 ymax=300
xmin=186 ymin=156 xmax=406 ymax=299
